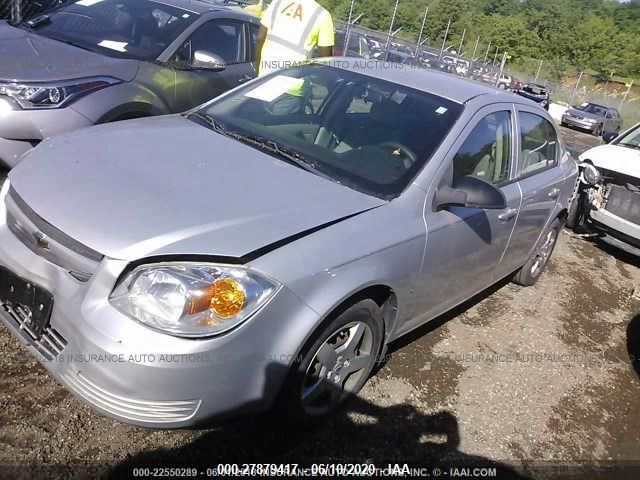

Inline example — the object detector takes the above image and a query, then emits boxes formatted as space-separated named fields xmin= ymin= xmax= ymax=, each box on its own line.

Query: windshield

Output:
xmin=22 ymin=0 xmax=198 ymax=61
xmin=575 ymin=103 xmax=607 ymax=116
xmin=196 ymin=64 xmax=463 ymax=199
xmin=615 ymin=125 xmax=640 ymax=150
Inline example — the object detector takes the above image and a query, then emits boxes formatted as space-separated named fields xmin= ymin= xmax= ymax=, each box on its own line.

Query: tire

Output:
xmin=513 ymin=217 xmax=564 ymax=286
xmin=594 ymin=124 xmax=603 ymax=137
xmin=566 ymin=190 xmax=587 ymax=232
xmin=278 ymin=299 xmax=384 ymax=426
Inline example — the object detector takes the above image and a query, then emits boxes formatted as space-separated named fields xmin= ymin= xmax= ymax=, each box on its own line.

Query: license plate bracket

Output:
xmin=0 ymin=266 xmax=53 ymax=339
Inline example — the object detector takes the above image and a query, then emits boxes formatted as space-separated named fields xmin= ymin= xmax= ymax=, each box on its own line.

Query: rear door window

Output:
xmin=518 ymin=112 xmax=557 ymax=176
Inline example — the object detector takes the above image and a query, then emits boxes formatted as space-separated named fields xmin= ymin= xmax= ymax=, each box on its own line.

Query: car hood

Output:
xmin=0 ymin=23 xmax=137 ymax=82
xmin=579 ymin=144 xmax=640 ymax=178
xmin=8 ymin=116 xmax=385 ymax=261
xmin=566 ymin=108 xmax=602 ymax=121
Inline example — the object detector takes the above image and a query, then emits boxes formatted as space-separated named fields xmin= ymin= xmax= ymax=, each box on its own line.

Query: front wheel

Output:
xmin=513 ymin=218 xmax=563 ymax=286
xmin=566 ymin=190 xmax=588 ymax=232
xmin=594 ymin=124 xmax=603 ymax=137
xmin=279 ymin=299 xmax=384 ymax=425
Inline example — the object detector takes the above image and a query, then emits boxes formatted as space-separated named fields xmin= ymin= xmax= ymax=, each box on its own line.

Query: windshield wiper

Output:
xmin=187 ymin=111 xmax=230 ymax=135
xmin=23 ymin=15 xmax=51 ymax=29
xmin=619 ymin=143 xmax=640 ymax=151
xmin=187 ymin=111 xmax=336 ymax=181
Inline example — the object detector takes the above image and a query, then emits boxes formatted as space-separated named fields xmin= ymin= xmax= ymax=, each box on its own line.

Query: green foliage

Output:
xmin=323 ymin=0 xmax=640 ymax=78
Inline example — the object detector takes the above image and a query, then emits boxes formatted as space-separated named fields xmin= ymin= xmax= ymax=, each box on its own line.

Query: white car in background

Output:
xmin=569 ymin=123 xmax=640 ymax=255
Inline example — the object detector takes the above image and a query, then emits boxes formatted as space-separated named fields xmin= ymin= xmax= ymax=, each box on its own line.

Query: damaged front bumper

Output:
xmin=581 ymin=173 xmax=640 ymax=256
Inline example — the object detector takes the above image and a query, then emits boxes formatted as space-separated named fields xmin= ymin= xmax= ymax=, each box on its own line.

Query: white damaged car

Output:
xmin=568 ymin=123 xmax=640 ymax=255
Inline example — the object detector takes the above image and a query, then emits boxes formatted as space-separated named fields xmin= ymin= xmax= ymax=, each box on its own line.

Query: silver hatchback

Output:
xmin=0 ymin=60 xmax=577 ymax=427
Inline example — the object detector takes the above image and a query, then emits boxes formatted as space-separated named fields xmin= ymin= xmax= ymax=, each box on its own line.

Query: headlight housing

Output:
xmin=581 ymin=163 xmax=601 ymax=185
xmin=109 ymin=262 xmax=281 ymax=337
xmin=0 ymin=77 xmax=121 ymax=110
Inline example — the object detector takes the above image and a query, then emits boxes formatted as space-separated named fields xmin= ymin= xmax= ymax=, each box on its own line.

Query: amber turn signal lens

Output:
xmin=210 ymin=278 xmax=246 ymax=318
xmin=188 ymin=278 xmax=246 ymax=319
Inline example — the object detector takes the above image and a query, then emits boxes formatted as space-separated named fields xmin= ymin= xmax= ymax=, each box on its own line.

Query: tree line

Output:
xmin=322 ymin=0 xmax=640 ymax=80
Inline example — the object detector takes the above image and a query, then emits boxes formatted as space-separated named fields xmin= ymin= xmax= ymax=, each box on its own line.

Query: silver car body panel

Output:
xmin=0 ymin=25 xmax=139 ymax=83
xmin=590 ymin=208 xmax=640 ymax=240
xmin=9 ymin=115 xmax=385 ymax=261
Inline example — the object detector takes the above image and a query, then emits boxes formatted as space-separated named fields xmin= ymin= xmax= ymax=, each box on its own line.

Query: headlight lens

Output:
xmin=582 ymin=164 xmax=601 ymax=185
xmin=109 ymin=263 xmax=280 ymax=337
xmin=0 ymin=77 xmax=121 ymax=110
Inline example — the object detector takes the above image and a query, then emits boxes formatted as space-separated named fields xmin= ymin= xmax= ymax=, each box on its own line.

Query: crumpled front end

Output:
xmin=583 ymin=167 xmax=640 ymax=255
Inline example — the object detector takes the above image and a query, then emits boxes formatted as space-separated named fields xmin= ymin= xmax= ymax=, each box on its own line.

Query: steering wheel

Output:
xmin=378 ymin=141 xmax=417 ymax=170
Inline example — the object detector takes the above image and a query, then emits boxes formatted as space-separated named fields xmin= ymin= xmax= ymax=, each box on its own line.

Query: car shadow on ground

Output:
xmin=106 ymin=269 xmax=520 ymax=478
xmin=388 ymin=275 xmax=513 ymax=356
xmin=106 ymin=361 xmax=529 ymax=479
xmin=627 ymin=315 xmax=640 ymax=378
xmin=590 ymin=238 xmax=640 ymax=269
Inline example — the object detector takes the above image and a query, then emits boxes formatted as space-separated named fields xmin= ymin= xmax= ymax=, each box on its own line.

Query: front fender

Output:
xmin=249 ymin=195 xmax=426 ymax=349
xmin=72 ymin=81 xmax=172 ymax=123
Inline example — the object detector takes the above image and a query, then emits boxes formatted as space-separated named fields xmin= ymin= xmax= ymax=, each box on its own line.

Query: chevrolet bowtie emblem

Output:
xmin=33 ymin=232 xmax=50 ymax=251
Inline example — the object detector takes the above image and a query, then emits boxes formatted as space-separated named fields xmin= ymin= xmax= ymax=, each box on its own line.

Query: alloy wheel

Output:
xmin=530 ymin=229 xmax=557 ymax=277
xmin=301 ymin=321 xmax=375 ymax=416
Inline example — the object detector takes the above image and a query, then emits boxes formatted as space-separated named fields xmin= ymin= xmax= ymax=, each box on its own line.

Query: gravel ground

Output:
xmin=1 ymin=127 xmax=639 ymax=479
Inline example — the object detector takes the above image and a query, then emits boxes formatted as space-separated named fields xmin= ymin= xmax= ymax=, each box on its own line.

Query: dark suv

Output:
xmin=516 ymin=83 xmax=550 ymax=110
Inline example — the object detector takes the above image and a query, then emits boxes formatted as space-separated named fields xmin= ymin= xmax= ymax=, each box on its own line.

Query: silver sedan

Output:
xmin=0 ymin=59 xmax=577 ymax=428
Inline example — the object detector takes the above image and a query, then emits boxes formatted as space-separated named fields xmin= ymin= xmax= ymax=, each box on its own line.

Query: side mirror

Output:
xmin=434 ymin=176 xmax=507 ymax=211
xmin=602 ymin=131 xmax=618 ymax=143
xmin=191 ymin=51 xmax=226 ymax=71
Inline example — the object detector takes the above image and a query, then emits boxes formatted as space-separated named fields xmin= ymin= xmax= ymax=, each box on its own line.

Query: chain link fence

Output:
xmin=505 ymin=60 xmax=640 ymax=127
xmin=337 ymin=12 xmax=640 ymax=130
xmin=1 ymin=0 xmax=638 ymax=127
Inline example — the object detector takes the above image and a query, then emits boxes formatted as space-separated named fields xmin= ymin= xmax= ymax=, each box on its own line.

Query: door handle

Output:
xmin=498 ymin=208 xmax=518 ymax=222
xmin=548 ymin=188 xmax=560 ymax=200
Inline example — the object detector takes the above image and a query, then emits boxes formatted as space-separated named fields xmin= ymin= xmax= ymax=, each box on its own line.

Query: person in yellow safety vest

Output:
xmin=254 ymin=0 xmax=334 ymax=114
xmin=243 ymin=0 xmax=266 ymax=19
xmin=255 ymin=0 xmax=334 ymax=76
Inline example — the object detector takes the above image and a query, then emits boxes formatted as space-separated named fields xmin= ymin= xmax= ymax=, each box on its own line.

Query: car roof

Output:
xmin=583 ymin=101 xmax=614 ymax=111
xmin=321 ymin=58 xmax=516 ymax=104
xmin=151 ymin=0 xmax=238 ymax=15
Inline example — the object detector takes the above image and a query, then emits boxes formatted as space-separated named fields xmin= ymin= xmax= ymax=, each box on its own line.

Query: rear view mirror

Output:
xmin=602 ymin=131 xmax=618 ymax=143
xmin=434 ymin=176 xmax=507 ymax=211
xmin=191 ymin=51 xmax=226 ymax=72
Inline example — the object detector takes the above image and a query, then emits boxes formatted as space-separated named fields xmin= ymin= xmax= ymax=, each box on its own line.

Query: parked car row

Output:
xmin=0 ymin=7 xmax=579 ymax=428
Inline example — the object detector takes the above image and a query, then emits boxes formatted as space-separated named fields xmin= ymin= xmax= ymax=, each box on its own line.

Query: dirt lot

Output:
xmin=1 ymin=127 xmax=639 ymax=479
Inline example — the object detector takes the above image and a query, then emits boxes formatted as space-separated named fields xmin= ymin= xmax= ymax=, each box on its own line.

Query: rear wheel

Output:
xmin=513 ymin=218 xmax=563 ymax=286
xmin=279 ymin=299 xmax=383 ymax=425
